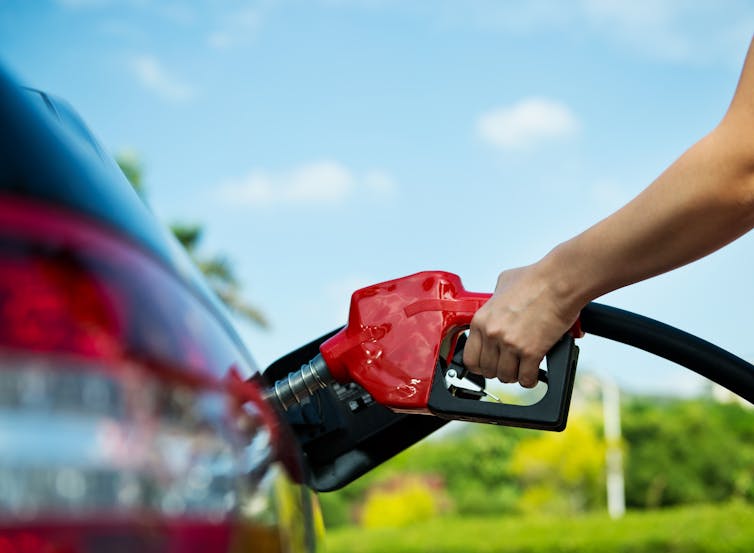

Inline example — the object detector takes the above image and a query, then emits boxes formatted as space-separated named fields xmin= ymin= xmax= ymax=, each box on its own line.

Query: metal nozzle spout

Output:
xmin=264 ymin=354 xmax=334 ymax=411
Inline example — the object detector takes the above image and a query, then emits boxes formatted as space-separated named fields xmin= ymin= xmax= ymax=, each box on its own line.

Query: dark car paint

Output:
xmin=0 ymin=65 xmax=325 ymax=552
xmin=0 ymin=67 xmax=256 ymax=376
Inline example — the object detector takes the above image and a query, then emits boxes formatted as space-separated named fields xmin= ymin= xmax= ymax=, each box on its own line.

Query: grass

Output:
xmin=325 ymin=503 xmax=754 ymax=553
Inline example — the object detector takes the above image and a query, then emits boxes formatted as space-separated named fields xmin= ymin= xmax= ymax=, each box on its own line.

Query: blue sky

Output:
xmin=2 ymin=1 xmax=753 ymax=397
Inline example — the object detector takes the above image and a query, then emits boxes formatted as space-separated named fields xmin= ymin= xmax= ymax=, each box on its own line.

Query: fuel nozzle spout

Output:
xmin=264 ymin=354 xmax=333 ymax=411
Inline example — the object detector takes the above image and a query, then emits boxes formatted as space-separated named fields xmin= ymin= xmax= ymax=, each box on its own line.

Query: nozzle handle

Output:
xmin=428 ymin=334 xmax=579 ymax=431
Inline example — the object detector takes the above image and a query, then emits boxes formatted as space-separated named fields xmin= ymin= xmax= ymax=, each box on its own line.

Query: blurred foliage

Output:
xmin=116 ymin=152 xmax=267 ymax=328
xmin=116 ymin=151 xmax=144 ymax=196
xmin=326 ymin=502 xmax=754 ymax=553
xmin=319 ymin=423 xmax=528 ymax=528
xmin=360 ymin=475 xmax=446 ymax=528
xmin=622 ymin=397 xmax=754 ymax=508
xmin=171 ymin=221 xmax=268 ymax=327
xmin=320 ymin=395 xmax=754 ymax=530
xmin=511 ymin=417 xmax=606 ymax=515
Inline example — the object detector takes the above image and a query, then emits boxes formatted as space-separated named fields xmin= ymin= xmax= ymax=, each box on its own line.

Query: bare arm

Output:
xmin=463 ymin=36 xmax=754 ymax=387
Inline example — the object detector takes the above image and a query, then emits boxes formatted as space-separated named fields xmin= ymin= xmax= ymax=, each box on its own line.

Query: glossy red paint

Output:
xmin=0 ymin=519 xmax=234 ymax=553
xmin=0 ymin=197 xmax=296 ymax=552
xmin=319 ymin=271 xmax=490 ymax=413
xmin=0 ymin=195 xmax=282 ymax=446
xmin=0 ymin=196 xmax=256 ymax=383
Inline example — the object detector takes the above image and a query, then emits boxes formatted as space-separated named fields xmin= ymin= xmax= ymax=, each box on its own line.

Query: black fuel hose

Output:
xmin=580 ymin=303 xmax=754 ymax=403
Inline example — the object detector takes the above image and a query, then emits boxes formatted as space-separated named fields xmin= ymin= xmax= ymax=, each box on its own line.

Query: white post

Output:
xmin=602 ymin=378 xmax=625 ymax=519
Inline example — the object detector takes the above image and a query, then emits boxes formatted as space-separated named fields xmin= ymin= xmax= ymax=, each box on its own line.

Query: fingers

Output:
xmin=463 ymin=326 xmax=542 ymax=387
xmin=461 ymin=264 xmax=579 ymax=388
xmin=462 ymin=328 xmax=482 ymax=373
xmin=496 ymin=349 xmax=520 ymax=383
xmin=517 ymin=356 xmax=541 ymax=389
xmin=491 ymin=347 xmax=541 ymax=387
xmin=478 ymin=335 xmax=501 ymax=379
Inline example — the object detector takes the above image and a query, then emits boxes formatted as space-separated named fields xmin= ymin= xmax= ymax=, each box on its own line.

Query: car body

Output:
xmin=0 ymin=59 xmax=449 ymax=553
xmin=0 ymin=65 xmax=323 ymax=551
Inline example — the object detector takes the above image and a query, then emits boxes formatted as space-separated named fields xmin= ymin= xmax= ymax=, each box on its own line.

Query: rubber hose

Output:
xmin=580 ymin=303 xmax=754 ymax=403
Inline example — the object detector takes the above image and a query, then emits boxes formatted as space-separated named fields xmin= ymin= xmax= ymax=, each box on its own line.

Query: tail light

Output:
xmin=0 ymin=197 xmax=305 ymax=552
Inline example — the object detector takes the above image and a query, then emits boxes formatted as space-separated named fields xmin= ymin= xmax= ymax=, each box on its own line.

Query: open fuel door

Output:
xmin=264 ymin=329 xmax=449 ymax=492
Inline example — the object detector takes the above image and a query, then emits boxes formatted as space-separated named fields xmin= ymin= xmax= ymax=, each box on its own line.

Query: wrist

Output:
xmin=535 ymin=242 xmax=596 ymax=314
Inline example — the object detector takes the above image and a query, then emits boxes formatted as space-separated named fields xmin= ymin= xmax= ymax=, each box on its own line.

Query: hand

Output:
xmin=462 ymin=264 xmax=581 ymax=387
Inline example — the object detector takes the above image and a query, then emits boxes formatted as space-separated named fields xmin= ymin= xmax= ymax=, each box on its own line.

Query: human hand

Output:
xmin=462 ymin=264 xmax=582 ymax=388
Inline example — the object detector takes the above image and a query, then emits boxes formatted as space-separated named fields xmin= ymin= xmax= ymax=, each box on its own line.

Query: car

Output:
xmin=0 ymin=62 xmax=319 ymax=550
xmin=0 ymin=64 xmax=449 ymax=552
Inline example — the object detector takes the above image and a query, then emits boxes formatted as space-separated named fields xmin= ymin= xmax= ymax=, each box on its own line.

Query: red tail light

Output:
xmin=0 ymin=196 xmax=300 ymax=552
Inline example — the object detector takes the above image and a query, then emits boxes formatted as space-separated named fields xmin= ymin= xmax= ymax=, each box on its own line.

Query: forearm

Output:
xmin=543 ymin=121 xmax=754 ymax=308
xmin=464 ymin=36 xmax=754 ymax=385
xmin=543 ymin=36 xmax=754 ymax=308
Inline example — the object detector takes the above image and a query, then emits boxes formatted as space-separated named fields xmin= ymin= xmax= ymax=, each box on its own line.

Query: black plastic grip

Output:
xmin=427 ymin=335 xmax=579 ymax=431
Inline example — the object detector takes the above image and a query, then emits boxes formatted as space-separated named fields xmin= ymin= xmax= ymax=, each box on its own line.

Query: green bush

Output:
xmin=319 ymin=397 xmax=754 ymax=529
xmin=320 ymin=424 xmax=527 ymax=526
xmin=318 ymin=491 xmax=351 ymax=528
xmin=622 ymin=398 xmax=754 ymax=508
xmin=326 ymin=503 xmax=754 ymax=553
xmin=360 ymin=476 xmax=443 ymax=528
xmin=510 ymin=417 xmax=606 ymax=515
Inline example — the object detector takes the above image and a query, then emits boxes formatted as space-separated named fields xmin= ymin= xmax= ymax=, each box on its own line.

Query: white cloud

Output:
xmin=218 ymin=160 xmax=397 ymax=207
xmin=325 ymin=0 xmax=753 ymax=66
xmin=98 ymin=19 xmax=146 ymax=41
xmin=155 ymin=3 xmax=197 ymax=25
xmin=493 ymin=0 xmax=754 ymax=65
xmin=476 ymin=97 xmax=580 ymax=152
xmin=208 ymin=32 xmax=234 ymax=50
xmin=207 ymin=6 xmax=261 ymax=50
xmin=363 ymin=170 xmax=397 ymax=195
xmin=580 ymin=0 xmax=691 ymax=62
xmin=128 ymin=55 xmax=195 ymax=103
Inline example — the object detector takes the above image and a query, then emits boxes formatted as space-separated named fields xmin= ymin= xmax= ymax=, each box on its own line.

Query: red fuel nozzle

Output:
xmin=318 ymin=271 xmax=488 ymax=413
xmin=266 ymin=271 xmax=580 ymax=431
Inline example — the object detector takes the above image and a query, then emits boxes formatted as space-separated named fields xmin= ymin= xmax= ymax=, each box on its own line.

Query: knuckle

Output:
xmin=470 ymin=306 xmax=490 ymax=326
xmin=482 ymin=325 xmax=505 ymax=342
xmin=518 ymin=346 xmax=539 ymax=361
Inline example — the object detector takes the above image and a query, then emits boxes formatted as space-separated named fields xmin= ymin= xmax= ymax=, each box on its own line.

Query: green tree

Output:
xmin=622 ymin=397 xmax=754 ymax=508
xmin=116 ymin=151 xmax=145 ymax=197
xmin=116 ymin=152 xmax=267 ymax=328
xmin=509 ymin=416 xmax=606 ymax=515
